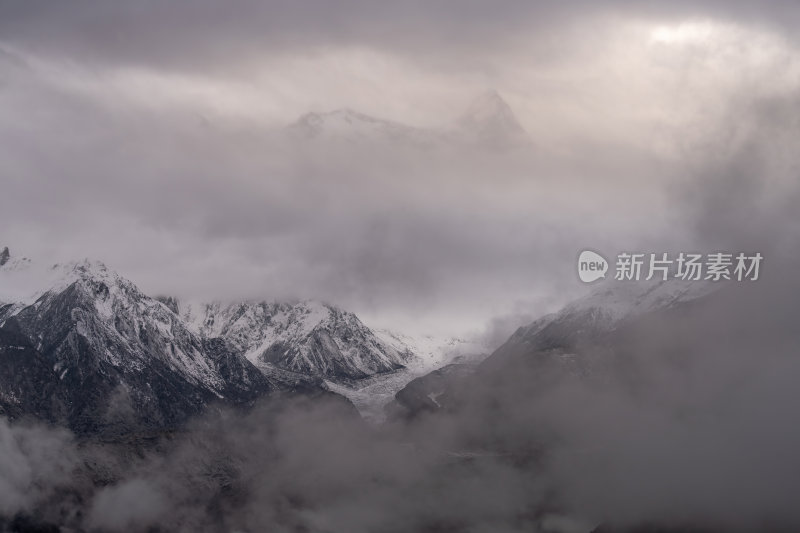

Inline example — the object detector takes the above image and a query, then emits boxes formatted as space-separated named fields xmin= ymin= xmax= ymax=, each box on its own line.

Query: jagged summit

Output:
xmin=454 ymin=90 xmax=528 ymax=148
xmin=1 ymin=250 xmax=413 ymax=384
xmin=0 ymin=247 xmax=31 ymax=277
xmin=458 ymin=90 xmax=514 ymax=123
xmin=0 ymin=254 xmax=275 ymax=434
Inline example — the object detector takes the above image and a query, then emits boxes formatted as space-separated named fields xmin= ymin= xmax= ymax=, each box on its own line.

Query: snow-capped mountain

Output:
xmin=0 ymin=246 xmax=452 ymax=433
xmin=285 ymin=90 xmax=530 ymax=150
xmin=0 ymin=252 xmax=274 ymax=434
xmin=176 ymin=300 xmax=411 ymax=380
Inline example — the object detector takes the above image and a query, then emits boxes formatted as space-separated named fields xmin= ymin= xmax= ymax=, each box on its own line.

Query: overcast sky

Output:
xmin=1 ymin=1 xmax=798 ymax=338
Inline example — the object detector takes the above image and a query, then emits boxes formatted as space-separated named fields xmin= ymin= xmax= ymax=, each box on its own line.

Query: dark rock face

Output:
xmin=0 ymin=246 xmax=9 ymax=267
xmin=0 ymin=326 xmax=66 ymax=423
xmin=202 ymin=337 xmax=272 ymax=400
xmin=155 ymin=295 xmax=180 ymax=314
xmin=391 ymin=364 xmax=476 ymax=417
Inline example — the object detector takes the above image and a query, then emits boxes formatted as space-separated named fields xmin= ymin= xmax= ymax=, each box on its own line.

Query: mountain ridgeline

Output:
xmin=286 ymin=90 xmax=530 ymax=150
xmin=0 ymin=248 xmax=408 ymax=435
xmin=389 ymin=279 xmax=719 ymax=419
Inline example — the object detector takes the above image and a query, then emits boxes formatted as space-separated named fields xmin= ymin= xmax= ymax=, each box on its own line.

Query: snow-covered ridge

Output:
xmin=0 ymin=247 xmax=280 ymax=433
xmin=177 ymin=299 xmax=411 ymax=380
xmin=0 ymin=255 xmax=106 ymax=307
xmin=393 ymin=278 xmax=724 ymax=420
xmin=564 ymin=278 xmax=716 ymax=320
xmin=0 ymin=247 xmax=493 ymax=429
xmin=285 ymin=90 xmax=530 ymax=150
xmin=0 ymin=247 xmax=415 ymax=382
xmin=510 ymin=278 xmax=719 ymax=345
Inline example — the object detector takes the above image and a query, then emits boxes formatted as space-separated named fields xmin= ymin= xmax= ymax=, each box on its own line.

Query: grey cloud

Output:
xmin=0 ymin=418 xmax=79 ymax=517
xmin=677 ymin=90 xmax=800 ymax=255
xmin=1 ymin=1 xmax=799 ymax=72
xmin=1 ymin=0 xmax=799 ymax=336
xmin=88 ymin=478 xmax=169 ymax=531
xmin=0 ymin=52 xmax=666 ymax=332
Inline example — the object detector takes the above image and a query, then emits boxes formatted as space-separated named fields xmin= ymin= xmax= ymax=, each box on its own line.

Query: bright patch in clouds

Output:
xmin=649 ymin=20 xmax=717 ymax=44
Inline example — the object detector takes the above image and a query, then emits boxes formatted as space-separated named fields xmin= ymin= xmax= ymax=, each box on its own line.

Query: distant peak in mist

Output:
xmin=460 ymin=90 xmax=512 ymax=121
xmin=455 ymin=89 xmax=528 ymax=147
xmin=285 ymin=90 xmax=530 ymax=150
xmin=285 ymin=106 xmax=433 ymax=146
xmin=296 ymin=107 xmax=389 ymax=127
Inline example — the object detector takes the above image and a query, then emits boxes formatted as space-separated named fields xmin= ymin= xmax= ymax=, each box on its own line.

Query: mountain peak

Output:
xmin=285 ymin=91 xmax=529 ymax=149
xmin=455 ymin=90 xmax=528 ymax=147
xmin=0 ymin=247 xmax=9 ymax=267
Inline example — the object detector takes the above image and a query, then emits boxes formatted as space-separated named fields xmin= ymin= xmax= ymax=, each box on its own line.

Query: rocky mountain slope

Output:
xmin=0 ymin=255 xmax=275 ymax=434
xmin=390 ymin=279 xmax=718 ymax=418
xmin=0 ymin=247 xmax=414 ymax=433
xmin=483 ymin=279 xmax=717 ymax=371
xmin=176 ymin=299 xmax=411 ymax=380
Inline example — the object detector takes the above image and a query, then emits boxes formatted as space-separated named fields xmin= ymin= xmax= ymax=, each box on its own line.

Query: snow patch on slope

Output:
xmin=177 ymin=299 xmax=409 ymax=380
